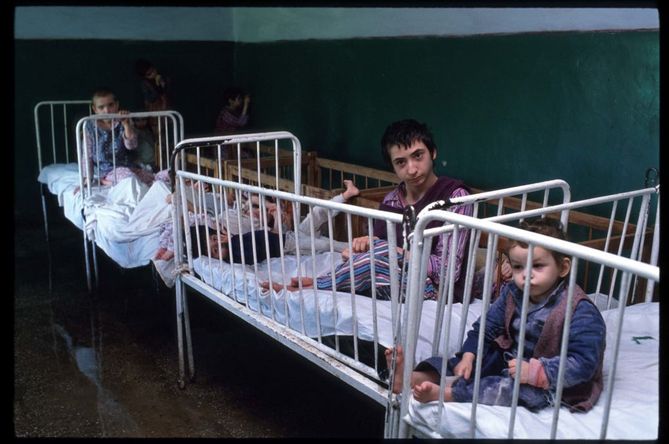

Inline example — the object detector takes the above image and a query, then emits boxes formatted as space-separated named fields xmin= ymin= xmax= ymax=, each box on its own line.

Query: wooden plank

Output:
xmin=316 ymin=158 xmax=400 ymax=185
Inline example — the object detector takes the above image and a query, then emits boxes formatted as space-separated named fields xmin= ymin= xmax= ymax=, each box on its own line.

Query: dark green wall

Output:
xmin=15 ymin=31 xmax=659 ymax=224
xmin=15 ymin=39 xmax=235 ymax=223
xmin=235 ymin=31 xmax=659 ymax=202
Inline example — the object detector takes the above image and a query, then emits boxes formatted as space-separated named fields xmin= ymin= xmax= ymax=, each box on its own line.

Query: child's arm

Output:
xmin=458 ymin=290 xmax=509 ymax=361
xmin=508 ymin=358 xmax=549 ymax=389
xmin=425 ymin=187 xmax=473 ymax=287
xmin=521 ymin=300 xmax=606 ymax=390
xmin=453 ymin=352 xmax=476 ymax=379
xmin=119 ymin=110 xmax=138 ymax=149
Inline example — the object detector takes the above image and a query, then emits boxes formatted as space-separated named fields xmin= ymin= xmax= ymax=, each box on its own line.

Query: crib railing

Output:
xmin=396 ymin=199 xmax=659 ymax=439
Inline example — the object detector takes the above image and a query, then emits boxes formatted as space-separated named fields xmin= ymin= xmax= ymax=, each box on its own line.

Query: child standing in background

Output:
xmin=135 ymin=58 xmax=170 ymax=113
xmin=215 ymin=87 xmax=251 ymax=135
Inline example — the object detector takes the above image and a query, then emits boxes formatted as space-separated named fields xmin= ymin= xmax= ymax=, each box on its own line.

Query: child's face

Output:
xmin=92 ymin=94 xmax=119 ymax=115
xmin=249 ymin=195 xmax=277 ymax=224
xmin=208 ymin=233 xmax=228 ymax=259
xmin=387 ymin=140 xmax=436 ymax=192
xmin=228 ymin=95 xmax=242 ymax=110
xmin=508 ymin=245 xmax=570 ymax=302
xmin=144 ymin=67 xmax=158 ymax=80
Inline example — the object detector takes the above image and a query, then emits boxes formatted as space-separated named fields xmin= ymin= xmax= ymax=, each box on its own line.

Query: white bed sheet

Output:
xmin=82 ymin=176 xmax=172 ymax=269
xmin=38 ymin=163 xmax=84 ymax=229
xmin=405 ymin=301 xmax=659 ymax=440
xmin=192 ymin=253 xmax=483 ymax=361
xmin=39 ymin=167 xmax=173 ymax=269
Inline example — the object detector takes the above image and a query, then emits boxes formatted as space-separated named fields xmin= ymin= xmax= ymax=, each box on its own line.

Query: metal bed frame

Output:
xmin=170 ymin=132 xmax=582 ymax=437
xmin=73 ymin=110 xmax=185 ymax=290
xmin=395 ymin=184 xmax=659 ymax=439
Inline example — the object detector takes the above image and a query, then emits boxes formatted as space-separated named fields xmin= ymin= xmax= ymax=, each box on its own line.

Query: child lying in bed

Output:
xmin=199 ymin=180 xmax=360 ymax=264
xmin=386 ymin=218 xmax=606 ymax=413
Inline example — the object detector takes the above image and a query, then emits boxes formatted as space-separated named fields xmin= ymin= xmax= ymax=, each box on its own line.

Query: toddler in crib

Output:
xmin=201 ymin=180 xmax=360 ymax=265
xmin=386 ymin=218 xmax=606 ymax=412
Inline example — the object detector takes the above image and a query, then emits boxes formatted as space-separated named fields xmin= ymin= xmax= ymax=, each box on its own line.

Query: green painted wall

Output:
xmin=15 ymin=39 xmax=235 ymax=223
xmin=15 ymin=31 xmax=659 ymax=224
xmin=235 ymin=31 xmax=659 ymax=202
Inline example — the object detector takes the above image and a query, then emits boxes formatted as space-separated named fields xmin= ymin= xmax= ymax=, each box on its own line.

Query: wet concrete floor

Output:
xmin=13 ymin=213 xmax=385 ymax=438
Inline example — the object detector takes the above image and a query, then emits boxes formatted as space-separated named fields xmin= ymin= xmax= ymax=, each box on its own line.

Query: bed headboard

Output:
xmin=34 ymin=100 xmax=92 ymax=172
xmin=75 ymin=110 xmax=184 ymax=195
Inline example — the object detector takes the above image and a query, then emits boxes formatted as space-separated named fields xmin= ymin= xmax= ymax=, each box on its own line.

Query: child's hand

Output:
xmin=508 ymin=358 xmax=549 ymax=389
xmin=499 ymin=255 xmax=512 ymax=281
xmin=351 ymin=235 xmax=378 ymax=253
xmin=453 ymin=352 xmax=475 ymax=380
xmin=118 ymin=110 xmax=133 ymax=128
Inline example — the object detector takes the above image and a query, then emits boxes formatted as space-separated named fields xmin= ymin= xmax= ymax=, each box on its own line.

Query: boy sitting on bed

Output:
xmin=199 ymin=180 xmax=360 ymax=264
xmin=386 ymin=218 xmax=606 ymax=413
xmin=263 ymin=119 xmax=475 ymax=301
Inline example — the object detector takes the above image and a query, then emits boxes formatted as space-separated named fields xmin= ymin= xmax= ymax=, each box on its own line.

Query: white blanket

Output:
xmin=192 ymin=252 xmax=482 ymax=359
xmin=38 ymin=163 xmax=84 ymax=228
xmin=80 ymin=177 xmax=172 ymax=268
xmin=405 ymin=302 xmax=659 ymax=440
xmin=39 ymin=164 xmax=169 ymax=268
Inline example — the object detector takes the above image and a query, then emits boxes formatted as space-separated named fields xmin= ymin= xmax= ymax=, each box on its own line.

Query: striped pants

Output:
xmin=315 ymin=239 xmax=436 ymax=300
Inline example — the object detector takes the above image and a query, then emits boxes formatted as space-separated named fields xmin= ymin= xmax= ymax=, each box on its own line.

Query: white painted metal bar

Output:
xmin=399 ymin=209 xmax=658 ymax=439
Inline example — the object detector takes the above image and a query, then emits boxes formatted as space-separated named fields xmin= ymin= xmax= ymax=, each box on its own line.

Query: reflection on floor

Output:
xmin=14 ymin=215 xmax=384 ymax=438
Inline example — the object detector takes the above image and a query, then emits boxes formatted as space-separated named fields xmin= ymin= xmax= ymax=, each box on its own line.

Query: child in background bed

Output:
xmin=131 ymin=117 xmax=156 ymax=171
xmin=82 ymin=87 xmax=155 ymax=187
xmin=201 ymin=180 xmax=360 ymax=265
xmin=387 ymin=218 xmax=606 ymax=413
xmin=270 ymin=119 xmax=474 ymax=301
xmin=215 ymin=87 xmax=251 ymax=136
xmin=135 ymin=59 xmax=170 ymax=113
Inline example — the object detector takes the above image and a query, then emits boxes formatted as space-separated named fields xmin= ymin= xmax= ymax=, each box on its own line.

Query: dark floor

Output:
xmin=13 ymin=210 xmax=386 ymax=438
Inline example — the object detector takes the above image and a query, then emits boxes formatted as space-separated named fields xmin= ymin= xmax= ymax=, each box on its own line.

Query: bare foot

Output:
xmin=412 ymin=377 xmax=458 ymax=403
xmin=260 ymin=281 xmax=286 ymax=292
xmin=412 ymin=381 xmax=443 ymax=403
xmin=289 ymin=276 xmax=314 ymax=290
xmin=385 ymin=346 xmax=405 ymax=394
xmin=154 ymin=247 xmax=167 ymax=260
xmin=342 ymin=179 xmax=360 ymax=201
xmin=154 ymin=247 xmax=173 ymax=261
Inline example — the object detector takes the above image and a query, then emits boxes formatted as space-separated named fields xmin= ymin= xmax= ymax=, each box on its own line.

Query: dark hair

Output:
xmin=380 ymin=119 xmax=437 ymax=168
xmin=507 ymin=217 xmax=568 ymax=264
xmin=90 ymin=87 xmax=117 ymax=112
xmin=189 ymin=224 xmax=230 ymax=261
xmin=135 ymin=58 xmax=154 ymax=77
xmin=222 ymin=87 xmax=246 ymax=104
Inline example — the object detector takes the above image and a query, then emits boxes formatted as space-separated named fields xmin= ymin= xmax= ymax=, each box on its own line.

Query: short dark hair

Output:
xmin=507 ymin=217 xmax=568 ymax=264
xmin=380 ymin=119 xmax=437 ymax=168
xmin=222 ymin=87 xmax=246 ymax=104
xmin=90 ymin=87 xmax=117 ymax=110
xmin=189 ymin=224 xmax=230 ymax=261
xmin=135 ymin=58 xmax=154 ymax=77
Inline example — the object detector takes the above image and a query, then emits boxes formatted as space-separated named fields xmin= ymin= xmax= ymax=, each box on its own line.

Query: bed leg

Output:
xmin=176 ymin=281 xmax=186 ymax=388
xmin=384 ymin=396 xmax=401 ymax=438
xmin=83 ymin=230 xmax=92 ymax=292
xmin=40 ymin=187 xmax=49 ymax=242
xmin=182 ymin=287 xmax=195 ymax=381
xmin=91 ymin=240 xmax=99 ymax=289
xmin=175 ymin=280 xmax=194 ymax=388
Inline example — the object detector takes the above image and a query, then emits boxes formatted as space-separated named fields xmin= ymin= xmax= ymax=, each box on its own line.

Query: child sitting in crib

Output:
xmin=386 ymin=218 xmax=607 ymax=413
xmin=201 ymin=180 xmax=360 ymax=265
xmin=82 ymin=87 xmax=156 ymax=187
